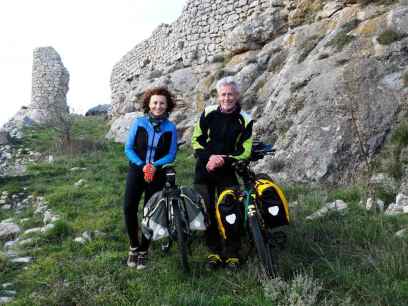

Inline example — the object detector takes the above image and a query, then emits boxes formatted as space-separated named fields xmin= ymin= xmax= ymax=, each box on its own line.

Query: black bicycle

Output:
xmin=232 ymin=142 xmax=286 ymax=276
xmin=159 ymin=167 xmax=191 ymax=273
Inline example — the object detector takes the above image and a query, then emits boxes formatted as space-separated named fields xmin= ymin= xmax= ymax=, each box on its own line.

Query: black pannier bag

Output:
xmin=215 ymin=188 xmax=244 ymax=240
xmin=142 ymin=186 xmax=207 ymax=241
xmin=255 ymin=175 xmax=289 ymax=228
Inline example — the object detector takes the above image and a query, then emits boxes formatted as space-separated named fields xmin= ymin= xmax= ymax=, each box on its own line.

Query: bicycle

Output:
xmin=232 ymin=141 xmax=288 ymax=276
xmin=142 ymin=164 xmax=207 ymax=273
xmin=157 ymin=167 xmax=192 ymax=272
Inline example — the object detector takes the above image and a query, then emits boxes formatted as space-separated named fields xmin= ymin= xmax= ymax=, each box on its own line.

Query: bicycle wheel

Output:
xmin=172 ymin=199 xmax=189 ymax=272
xmin=248 ymin=215 xmax=275 ymax=276
xmin=160 ymin=237 xmax=172 ymax=254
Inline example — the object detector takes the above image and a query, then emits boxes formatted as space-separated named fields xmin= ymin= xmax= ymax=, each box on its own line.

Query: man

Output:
xmin=192 ymin=76 xmax=253 ymax=270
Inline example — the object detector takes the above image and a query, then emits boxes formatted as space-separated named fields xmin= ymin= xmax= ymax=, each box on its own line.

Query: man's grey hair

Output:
xmin=216 ymin=76 xmax=240 ymax=93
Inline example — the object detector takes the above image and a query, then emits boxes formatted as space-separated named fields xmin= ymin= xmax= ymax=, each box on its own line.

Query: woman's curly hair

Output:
xmin=142 ymin=87 xmax=175 ymax=114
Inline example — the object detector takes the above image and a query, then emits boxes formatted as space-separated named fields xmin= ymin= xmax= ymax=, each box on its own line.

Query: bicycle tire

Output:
xmin=172 ymin=199 xmax=189 ymax=272
xmin=248 ymin=215 xmax=275 ymax=276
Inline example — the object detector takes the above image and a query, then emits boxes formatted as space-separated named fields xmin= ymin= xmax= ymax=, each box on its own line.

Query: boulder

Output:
xmin=0 ymin=130 xmax=10 ymax=145
xmin=0 ymin=223 xmax=21 ymax=241
xmin=85 ymin=104 xmax=112 ymax=117
xmin=105 ymin=112 xmax=143 ymax=143
xmin=225 ymin=8 xmax=288 ymax=55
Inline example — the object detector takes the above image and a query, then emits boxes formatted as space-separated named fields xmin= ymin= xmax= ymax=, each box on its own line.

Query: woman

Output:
xmin=124 ymin=87 xmax=177 ymax=269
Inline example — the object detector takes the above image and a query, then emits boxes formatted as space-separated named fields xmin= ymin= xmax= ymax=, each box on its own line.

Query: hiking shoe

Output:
xmin=225 ymin=257 xmax=240 ymax=271
xmin=136 ymin=251 xmax=148 ymax=270
xmin=127 ymin=247 xmax=138 ymax=268
xmin=206 ymin=254 xmax=222 ymax=270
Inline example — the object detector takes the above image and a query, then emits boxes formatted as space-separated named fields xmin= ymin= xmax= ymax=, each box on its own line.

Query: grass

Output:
xmin=1 ymin=116 xmax=408 ymax=305
xmin=377 ymin=30 xmax=405 ymax=45
xmin=373 ymin=119 xmax=408 ymax=181
xmin=326 ymin=19 xmax=360 ymax=52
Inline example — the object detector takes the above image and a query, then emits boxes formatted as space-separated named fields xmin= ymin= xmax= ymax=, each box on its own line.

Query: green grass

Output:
xmin=377 ymin=30 xmax=405 ymax=45
xmin=1 ymin=116 xmax=408 ymax=305
xmin=326 ymin=19 xmax=360 ymax=52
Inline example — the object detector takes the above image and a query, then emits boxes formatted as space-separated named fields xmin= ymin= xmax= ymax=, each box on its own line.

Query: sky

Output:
xmin=0 ymin=0 xmax=186 ymax=126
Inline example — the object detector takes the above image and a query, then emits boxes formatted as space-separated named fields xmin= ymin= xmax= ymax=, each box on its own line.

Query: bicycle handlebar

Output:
xmin=231 ymin=141 xmax=275 ymax=180
xmin=250 ymin=141 xmax=275 ymax=162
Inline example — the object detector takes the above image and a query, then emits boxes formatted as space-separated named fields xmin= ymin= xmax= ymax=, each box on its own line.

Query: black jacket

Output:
xmin=191 ymin=104 xmax=253 ymax=182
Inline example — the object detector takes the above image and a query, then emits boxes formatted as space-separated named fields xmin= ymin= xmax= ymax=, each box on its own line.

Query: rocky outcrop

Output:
xmin=105 ymin=112 xmax=142 ymax=144
xmin=0 ymin=144 xmax=42 ymax=177
xmin=85 ymin=104 xmax=112 ymax=117
xmin=0 ymin=131 xmax=10 ymax=146
xmin=2 ymin=47 xmax=69 ymax=138
xmin=109 ymin=0 xmax=408 ymax=185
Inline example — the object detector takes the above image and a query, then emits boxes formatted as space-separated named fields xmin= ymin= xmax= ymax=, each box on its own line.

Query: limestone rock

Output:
xmin=0 ymin=130 xmax=10 ymax=145
xmin=384 ymin=193 xmax=408 ymax=216
xmin=224 ymin=8 xmax=288 ymax=55
xmin=395 ymin=228 xmax=408 ymax=237
xmin=0 ymin=223 xmax=21 ymax=241
xmin=306 ymin=199 xmax=348 ymax=220
xmin=108 ymin=0 xmax=408 ymax=185
xmin=105 ymin=112 xmax=143 ymax=143
xmin=74 ymin=179 xmax=87 ymax=188
xmin=85 ymin=104 xmax=112 ymax=117
xmin=370 ymin=173 xmax=398 ymax=195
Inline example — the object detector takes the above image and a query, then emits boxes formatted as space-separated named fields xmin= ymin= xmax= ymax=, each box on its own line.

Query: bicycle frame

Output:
xmin=233 ymin=158 xmax=276 ymax=275
xmin=160 ymin=167 xmax=191 ymax=272
xmin=234 ymin=160 xmax=257 ymax=220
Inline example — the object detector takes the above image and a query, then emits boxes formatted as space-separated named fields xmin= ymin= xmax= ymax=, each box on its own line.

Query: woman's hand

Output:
xmin=206 ymin=155 xmax=225 ymax=172
xmin=143 ymin=163 xmax=156 ymax=182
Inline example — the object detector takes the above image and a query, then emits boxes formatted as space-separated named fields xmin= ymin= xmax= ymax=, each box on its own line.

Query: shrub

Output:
xmin=391 ymin=120 xmax=408 ymax=147
xmin=377 ymin=30 xmax=404 ymax=45
xmin=42 ymin=220 xmax=73 ymax=243
xmin=0 ymin=252 xmax=8 ymax=272
xmin=326 ymin=19 xmax=360 ymax=51
xmin=263 ymin=273 xmax=323 ymax=306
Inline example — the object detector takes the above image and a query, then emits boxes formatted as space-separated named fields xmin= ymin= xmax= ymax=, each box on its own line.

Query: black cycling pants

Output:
xmin=194 ymin=179 xmax=241 ymax=259
xmin=123 ymin=165 xmax=166 ymax=251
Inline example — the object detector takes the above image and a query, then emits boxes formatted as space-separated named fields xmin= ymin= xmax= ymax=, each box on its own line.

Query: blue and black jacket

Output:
xmin=125 ymin=116 xmax=177 ymax=169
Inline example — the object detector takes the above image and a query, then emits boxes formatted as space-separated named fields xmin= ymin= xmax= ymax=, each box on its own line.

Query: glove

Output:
xmin=143 ymin=163 xmax=156 ymax=183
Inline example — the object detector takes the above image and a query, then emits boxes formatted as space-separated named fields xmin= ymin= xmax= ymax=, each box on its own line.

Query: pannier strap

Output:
xmin=255 ymin=179 xmax=290 ymax=222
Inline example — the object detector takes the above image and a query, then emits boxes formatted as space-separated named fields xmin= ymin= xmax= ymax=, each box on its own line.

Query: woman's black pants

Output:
xmin=123 ymin=165 xmax=166 ymax=251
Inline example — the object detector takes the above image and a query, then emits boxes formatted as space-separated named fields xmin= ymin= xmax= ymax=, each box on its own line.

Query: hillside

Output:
xmin=1 ymin=116 xmax=407 ymax=305
xmin=109 ymin=0 xmax=408 ymax=185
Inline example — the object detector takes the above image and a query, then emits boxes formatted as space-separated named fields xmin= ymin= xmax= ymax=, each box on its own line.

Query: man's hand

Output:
xmin=143 ymin=163 xmax=156 ymax=183
xmin=206 ymin=155 xmax=225 ymax=172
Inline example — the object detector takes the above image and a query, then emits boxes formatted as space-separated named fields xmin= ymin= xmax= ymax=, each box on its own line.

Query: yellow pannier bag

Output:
xmin=255 ymin=176 xmax=289 ymax=228
xmin=215 ymin=189 xmax=243 ymax=240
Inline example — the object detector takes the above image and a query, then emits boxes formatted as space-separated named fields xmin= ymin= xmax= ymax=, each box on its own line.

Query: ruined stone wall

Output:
xmin=2 ymin=47 xmax=70 ymax=138
xmin=111 ymin=0 xmax=272 ymax=107
xmin=31 ymin=47 xmax=69 ymax=112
